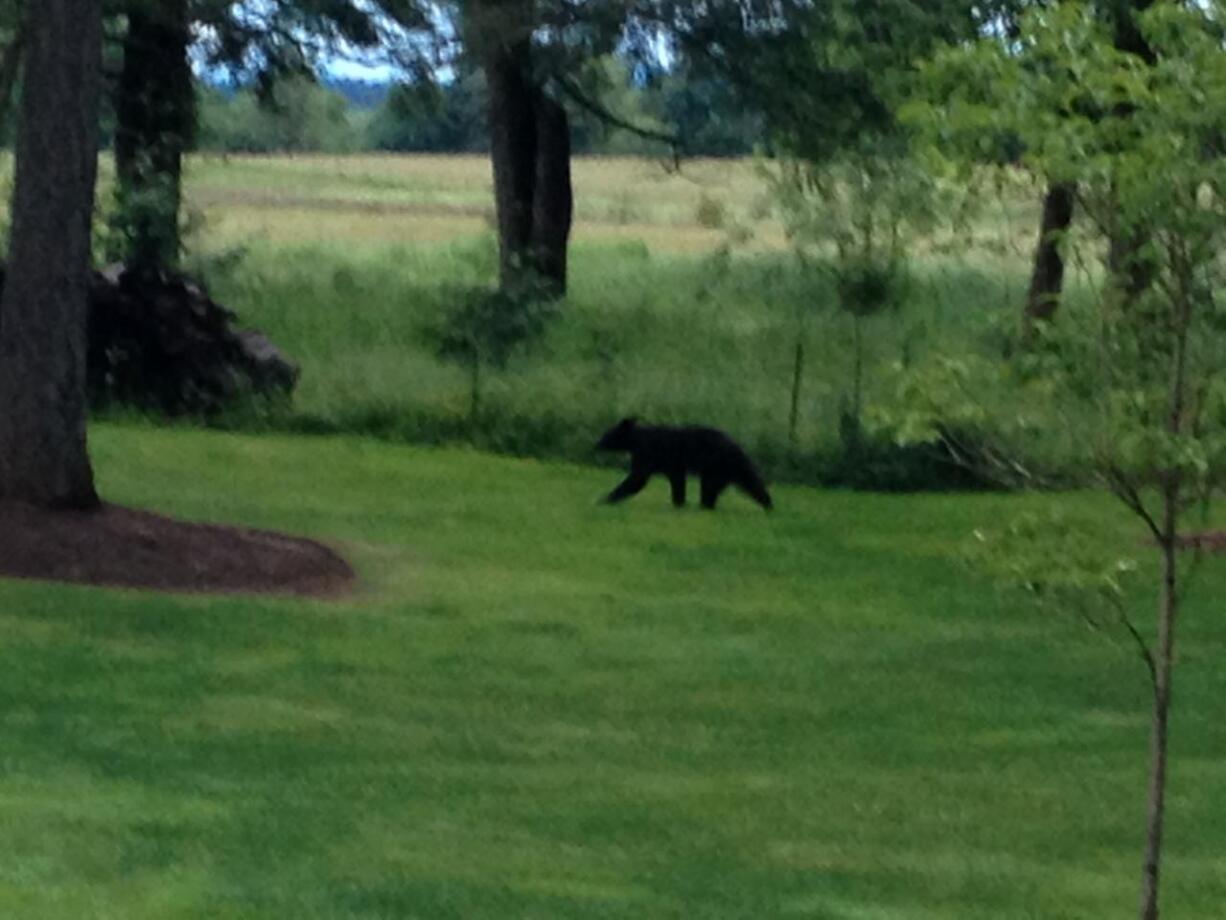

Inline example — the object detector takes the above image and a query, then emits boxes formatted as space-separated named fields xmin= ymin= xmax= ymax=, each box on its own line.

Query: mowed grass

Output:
xmin=1 ymin=423 xmax=1224 ymax=918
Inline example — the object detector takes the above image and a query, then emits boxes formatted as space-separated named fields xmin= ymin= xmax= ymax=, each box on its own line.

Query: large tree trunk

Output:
xmin=480 ymin=13 xmax=572 ymax=297
xmin=1023 ymin=181 xmax=1075 ymax=328
xmin=0 ymin=0 xmax=103 ymax=509
xmin=529 ymin=93 xmax=573 ymax=292
xmin=113 ymin=0 xmax=194 ymax=273
xmin=485 ymin=33 xmax=538 ymax=287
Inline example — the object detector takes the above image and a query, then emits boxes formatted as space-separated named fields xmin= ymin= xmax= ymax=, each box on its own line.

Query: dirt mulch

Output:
xmin=1175 ymin=531 xmax=1226 ymax=553
xmin=0 ymin=502 xmax=354 ymax=598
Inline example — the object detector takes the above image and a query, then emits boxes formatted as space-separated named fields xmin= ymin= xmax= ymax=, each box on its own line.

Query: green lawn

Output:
xmin=1 ymin=423 xmax=1223 ymax=918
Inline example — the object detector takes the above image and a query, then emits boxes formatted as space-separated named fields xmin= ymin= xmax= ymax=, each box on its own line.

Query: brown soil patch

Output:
xmin=1175 ymin=531 xmax=1226 ymax=553
xmin=0 ymin=502 xmax=354 ymax=598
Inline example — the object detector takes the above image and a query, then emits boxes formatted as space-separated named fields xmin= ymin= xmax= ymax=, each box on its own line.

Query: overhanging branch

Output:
xmin=553 ymin=74 xmax=682 ymax=166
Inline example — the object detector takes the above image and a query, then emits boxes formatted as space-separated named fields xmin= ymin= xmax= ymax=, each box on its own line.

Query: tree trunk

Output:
xmin=0 ymin=0 xmax=103 ymax=509
xmin=482 ymin=21 xmax=572 ymax=296
xmin=1108 ymin=0 xmax=1156 ymax=304
xmin=113 ymin=0 xmax=194 ymax=273
xmin=530 ymin=93 xmax=573 ymax=295
xmin=485 ymin=33 xmax=537 ymax=288
xmin=1139 ymin=505 xmax=1178 ymax=920
xmin=1138 ymin=243 xmax=1190 ymax=920
xmin=1109 ymin=230 xmax=1155 ymax=304
xmin=1024 ymin=181 xmax=1075 ymax=328
xmin=1111 ymin=0 xmax=1157 ymax=66
xmin=0 ymin=22 xmax=25 ymax=142
xmin=788 ymin=334 xmax=804 ymax=447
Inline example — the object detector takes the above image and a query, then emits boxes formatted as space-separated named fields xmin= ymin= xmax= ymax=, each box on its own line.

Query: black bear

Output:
xmin=595 ymin=417 xmax=773 ymax=511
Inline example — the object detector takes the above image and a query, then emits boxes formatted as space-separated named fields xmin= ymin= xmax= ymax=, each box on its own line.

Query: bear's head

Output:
xmin=595 ymin=416 xmax=639 ymax=451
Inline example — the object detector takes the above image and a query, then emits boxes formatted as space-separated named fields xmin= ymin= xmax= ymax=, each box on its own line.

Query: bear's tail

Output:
xmin=738 ymin=468 xmax=774 ymax=511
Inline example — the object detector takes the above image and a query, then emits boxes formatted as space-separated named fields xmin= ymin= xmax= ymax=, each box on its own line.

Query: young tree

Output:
xmin=772 ymin=150 xmax=933 ymax=451
xmin=0 ymin=0 xmax=104 ymax=509
xmin=907 ymin=5 xmax=1226 ymax=916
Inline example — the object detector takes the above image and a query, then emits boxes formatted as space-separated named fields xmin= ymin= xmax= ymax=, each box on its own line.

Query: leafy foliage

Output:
xmin=366 ymin=69 xmax=490 ymax=153
xmin=771 ymin=150 xmax=939 ymax=453
xmin=196 ymin=78 xmax=362 ymax=153
xmin=903 ymin=7 xmax=1226 ymax=912
xmin=427 ymin=284 xmax=559 ymax=373
xmin=904 ymin=0 xmax=1226 ymax=500
xmin=423 ymin=279 xmax=561 ymax=424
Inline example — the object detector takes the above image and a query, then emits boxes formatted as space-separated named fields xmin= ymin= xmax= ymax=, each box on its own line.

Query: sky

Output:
xmin=324 ymin=59 xmax=398 ymax=81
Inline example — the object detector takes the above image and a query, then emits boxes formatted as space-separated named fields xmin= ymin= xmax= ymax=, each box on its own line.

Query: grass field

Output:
xmin=1 ymin=422 xmax=1224 ymax=918
xmin=177 ymin=153 xmax=1042 ymax=258
xmin=0 ymin=151 xmax=1061 ymax=478
xmin=117 ymin=152 xmax=1062 ymax=483
xmin=183 ymin=153 xmax=787 ymax=253
xmin=2 ymin=154 xmax=1224 ymax=916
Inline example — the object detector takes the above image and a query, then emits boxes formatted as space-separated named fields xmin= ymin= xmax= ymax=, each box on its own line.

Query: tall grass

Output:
xmin=193 ymin=233 xmax=1035 ymax=486
xmin=51 ymin=151 xmax=1084 ymax=486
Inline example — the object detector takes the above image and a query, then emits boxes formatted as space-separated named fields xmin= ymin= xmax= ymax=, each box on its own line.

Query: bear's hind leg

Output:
xmin=700 ymin=474 xmax=729 ymax=510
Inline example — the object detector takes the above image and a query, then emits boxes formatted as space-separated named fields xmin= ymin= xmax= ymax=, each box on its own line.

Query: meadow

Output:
xmin=166 ymin=153 xmax=1052 ymax=484
xmin=1 ymin=422 xmax=1224 ymax=918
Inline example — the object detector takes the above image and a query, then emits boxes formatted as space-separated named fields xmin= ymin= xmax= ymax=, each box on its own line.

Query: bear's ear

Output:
xmin=620 ymin=416 xmax=639 ymax=429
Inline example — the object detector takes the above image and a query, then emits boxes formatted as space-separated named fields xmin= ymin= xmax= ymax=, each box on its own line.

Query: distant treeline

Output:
xmin=195 ymin=61 xmax=765 ymax=157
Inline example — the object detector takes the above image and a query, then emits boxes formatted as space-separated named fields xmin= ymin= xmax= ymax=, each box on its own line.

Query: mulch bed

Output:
xmin=0 ymin=502 xmax=354 ymax=598
xmin=1175 ymin=531 xmax=1226 ymax=553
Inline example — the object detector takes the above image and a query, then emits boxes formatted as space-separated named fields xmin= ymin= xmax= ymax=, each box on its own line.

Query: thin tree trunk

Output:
xmin=852 ymin=314 xmax=864 ymax=426
xmin=788 ymin=335 xmax=804 ymax=447
xmin=469 ymin=359 xmax=482 ymax=430
xmin=113 ymin=0 xmax=194 ymax=273
xmin=1139 ymin=243 xmax=1191 ymax=920
xmin=1109 ymin=231 xmax=1155 ymax=303
xmin=1139 ymin=523 xmax=1177 ymax=920
xmin=1024 ymin=181 xmax=1075 ymax=328
xmin=0 ymin=0 xmax=103 ymax=509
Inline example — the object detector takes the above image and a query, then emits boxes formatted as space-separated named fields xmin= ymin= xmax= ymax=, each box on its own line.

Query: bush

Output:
xmin=694 ymin=193 xmax=726 ymax=229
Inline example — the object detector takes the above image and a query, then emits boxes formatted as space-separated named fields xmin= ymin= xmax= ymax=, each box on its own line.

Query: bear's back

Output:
xmin=637 ymin=425 xmax=750 ymax=475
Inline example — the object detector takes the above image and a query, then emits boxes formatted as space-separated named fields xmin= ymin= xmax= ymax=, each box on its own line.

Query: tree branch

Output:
xmin=552 ymin=74 xmax=682 ymax=165
xmin=1115 ymin=598 xmax=1158 ymax=689
xmin=1101 ymin=463 xmax=1164 ymax=542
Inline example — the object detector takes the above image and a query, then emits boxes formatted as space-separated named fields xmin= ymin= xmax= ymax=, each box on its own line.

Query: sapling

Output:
xmin=903 ymin=6 xmax=1226 ymax=915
